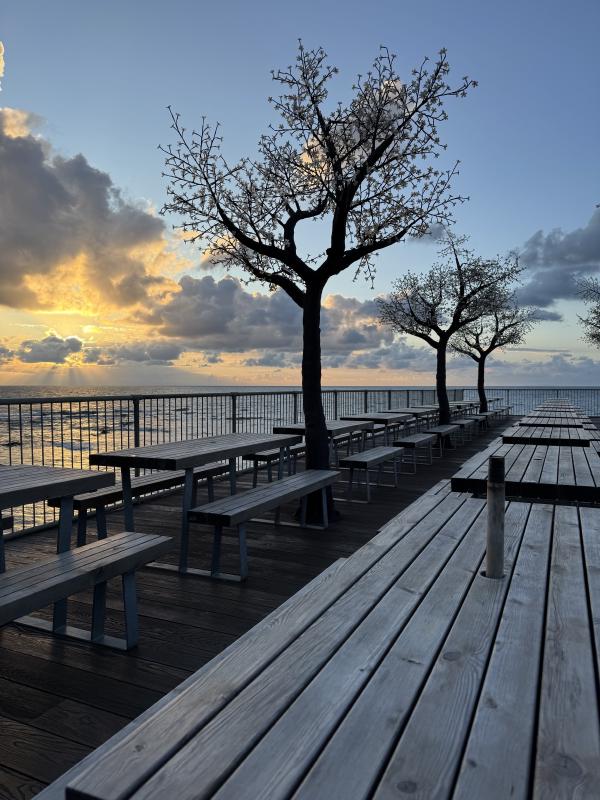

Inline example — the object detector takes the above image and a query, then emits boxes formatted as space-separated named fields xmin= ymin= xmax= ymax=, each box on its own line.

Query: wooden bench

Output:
xmin=1 ymin=531 xmax=172 ymax=649
xmin=425 ymin=423 xmax=461 ymax=455
xmin=48 ymin=463 xmax=229 ymax=544
xmin=188 ymin=469 xmax=340 ymax=580
xmin=245 ymin=444 xmax=305 ymax=486
xmin=392 ymin=433 xmax=436 ymax=472
xmin=338 ymin=446 xmax=404 ymax=501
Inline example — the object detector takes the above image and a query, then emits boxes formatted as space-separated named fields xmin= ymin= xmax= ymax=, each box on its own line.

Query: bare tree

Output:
xmin=451 ymin=301 xmax=538 ymax=412
xmin=160 ymin=43 xmax=476 ymax=508
xmin=377 ymin=236 xmax=523 ymax=424
xmin=577 ymin=277 xmax=600 ymax=347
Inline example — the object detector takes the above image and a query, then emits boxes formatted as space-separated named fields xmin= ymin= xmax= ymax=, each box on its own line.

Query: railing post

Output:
xmin=363 ymin=390 xmax=368 ymax=413
xmin=132 ymin=397 xmax=141 ymax=477
xmin=486 ymin=455 xmax=505 ymax=579
xmin=293 ymin=391 xmax=299 ymax=424
xmin=334 ymin=390 xmax=339 ymax=420
xmin=230 ymin=393 xmax=237 ymax=433
xmin=388 ymin=389 xmax=392 ymax=410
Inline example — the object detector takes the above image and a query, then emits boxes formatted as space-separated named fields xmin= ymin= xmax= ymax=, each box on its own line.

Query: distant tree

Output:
xmin=377 ymin=235 xmax=523 ymax=424
xmin=577 ymin=277 xmax=600 ymax=347
xmin=451 ymin=301 xmax=538 ymax=412
xmin=161 ymin=43 xmax=475 ymax=514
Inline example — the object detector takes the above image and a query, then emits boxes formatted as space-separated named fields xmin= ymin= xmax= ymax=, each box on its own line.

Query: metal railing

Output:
xmin=0 ymin=386 xmax=466 ymax=534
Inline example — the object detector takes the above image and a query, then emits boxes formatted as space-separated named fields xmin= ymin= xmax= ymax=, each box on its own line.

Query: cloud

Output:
xmin=530 ymin=308 xmax=563 ymax=321
xmin=0 ymin=41 xmax=4 ymax=89
xmin=518 ymin=210 xmax=600 ymax=307
xmin=140 ymin=276 xmax=392 ymax=361
xmin=84 ymin=341 xmax=184 ymax=367
xmin=16 ymin=334 xmax=82 ymax=363
xmin=0 ymin=107 xmax=179 ymax=311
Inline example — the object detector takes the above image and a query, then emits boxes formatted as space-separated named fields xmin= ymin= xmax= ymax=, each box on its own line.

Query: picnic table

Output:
xmin=0 ymin=464 xmax=113 ymax=569
xmin=502 ymin=425 xmax=591 ymax=446
xmin=451 ymin=436 xmax=600 ymax=502
xmin=49 ymin=483 xmax=600 ymax=800
xmin=0 ymin=464 xmax=115 ymax=641
xmin=273 ymin=420 xmax=374 ymax=456
xmin=89 ymin=432 xmax=301 ymax=573
xmin=339 ymin=412 xmax=414 ymax=445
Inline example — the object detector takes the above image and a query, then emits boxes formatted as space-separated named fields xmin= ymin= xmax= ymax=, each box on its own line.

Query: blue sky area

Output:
xmin=1 ymin=0 xmax=599 ymax=385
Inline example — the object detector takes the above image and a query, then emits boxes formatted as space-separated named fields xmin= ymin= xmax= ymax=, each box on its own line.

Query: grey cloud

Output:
xmin=0 ymin=109 xmax=166 ymax=309
xmin=83 ymin=341 xmax=184 ymax=367
xmin=518 ymin=210 xmax=600 ymax=307
xmin=141 ymin=277 xmax=390 ymax=359
xmin=530 ymin=308 xmax=563 ymax=322
xmin=17 ymin=334 xmax=82 ymax=363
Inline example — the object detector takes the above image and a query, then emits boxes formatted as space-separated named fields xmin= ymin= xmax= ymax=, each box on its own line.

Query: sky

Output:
xmin=1 ymin=0 xmax=599 ymax=388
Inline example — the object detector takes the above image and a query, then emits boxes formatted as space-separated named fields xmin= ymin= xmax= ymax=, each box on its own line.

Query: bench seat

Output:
xmin=1 ymin=531 xmax=172 ymax=649
xmin=48 ymin=463 xmax=229 ymax=544
xmin=188 ymin=469 xmax=340 ymax=580
xmin=392 ymin=433 xmax=436 ymax=472
xmin=339 ymin=446 xmax=404 ymax=501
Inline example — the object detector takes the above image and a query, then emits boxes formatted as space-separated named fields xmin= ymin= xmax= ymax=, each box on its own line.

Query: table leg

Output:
xmin=228 ymin=458 xmax=237 ymax=494
xmin=278 ymin=447 xmax=285 ymax=480
xmin=178 ymin=467 xmax=195 ymax=573
xmin=121 ymin=467 xmax=134 ymax=531
xmin=53 ymin=495 xmax=74 ymax=632
xmin=0 ymin=510 xmax=6 ymax=574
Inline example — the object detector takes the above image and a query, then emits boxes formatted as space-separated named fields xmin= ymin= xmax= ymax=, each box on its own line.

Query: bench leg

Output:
xmin=252 ymin=461 xmax=259 ymax=488
xmin=267 ymin=461 xmax=273 ymax=483
xmin=238 ymin=523 xmax=248 ymax=580
xmin=366 ymin=469 xmax=371 ymax=502
xmin=122 ymin=571 xmax=139 ymax=648
xmin=207 ymin=476 xmax=215 ymax=502
xmin=321 ymin=488 xmax=329 ymax=528
xmin=347 ymin=466 xmax=354 ymax=500
xmin=278 ymin=447 xmax=285 ymax=480
xmin=91 ymin=581 xmax=107 ymax=642
xmin=393 ymin=457 xmax=398 ymax=488
xmin=211 ymin=525 xmax=223 ymax=576
xmin=76 ymin=508 xmax=88 ymax=546
xmin=96 ymin=505 xmax=107 ymax=540
xmin=300 ymin=496 xmax=308 ymax=527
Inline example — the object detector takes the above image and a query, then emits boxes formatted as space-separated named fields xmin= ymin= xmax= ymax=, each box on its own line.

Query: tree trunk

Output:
xmin=477 ymin=356 xmax=488 ymax=412
xmin=301 ymin=283 xmax=336 ymax=521
xmin=436 ymin=343 xmax=451 ymax=425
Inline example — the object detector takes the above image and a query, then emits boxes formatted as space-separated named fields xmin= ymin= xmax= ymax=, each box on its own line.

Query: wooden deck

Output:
xmin=0 ymin=419 xmax=575 ymax=797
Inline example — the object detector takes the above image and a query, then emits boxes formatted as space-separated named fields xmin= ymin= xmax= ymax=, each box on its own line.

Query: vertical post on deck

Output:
xmin=132 ymin=396 xmax=141 ymax=477
xmin=334 ymin=390 xmax=338 ymax=420
xmin=230 ymin=393 xmax=237 ymax=433
xmin=486 ymin=455 xmax=505 ymax=579
xmin=388 ymin=389 xmax=392 ymax=411
xmin=293 ymin=391 xmax=299 ymax=424
xmin=363 ymin=390 xmax=368 ymax=413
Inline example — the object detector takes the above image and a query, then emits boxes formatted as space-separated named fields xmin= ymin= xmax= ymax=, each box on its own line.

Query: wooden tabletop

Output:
xmin=89 ymin=432 xmax=302 ymax=471
xmin=518 ymin=415 xmax=585 ymax=428
xmin=502 ymin=425 xmax=591 ymax=447
xmin=451 ymin=436 xmax=600 ymax=502
xmin=0 ymin=464 xmax=113 ymax=508
xmin=63 ymin=483 xmax=600 ymax=800
xmin=340 ymin=412 xmax=414 ymax=425
xmin=273 ymin=420 xmax=374 ymax=437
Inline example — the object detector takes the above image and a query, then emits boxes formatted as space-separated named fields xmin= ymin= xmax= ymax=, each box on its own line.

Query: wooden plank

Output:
xmin=213 ymin=498 xmax=489 ymax=800
xmin=452 ymin=503 xmax=553 ymax=800
xmin=65 ymin=493 xmax=471 ymax=800
xmin=533 ymin=505 xmax=600 ymax=798
xmin=372 ymin=501 xmax=533 ymax=800
xmin=0 ymin=465 xmax=114 ymax=508
xmin=89 ymin=433 xmax=303 ymax=470
xmin=294 ymin=503 xmax=534 ymax=800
